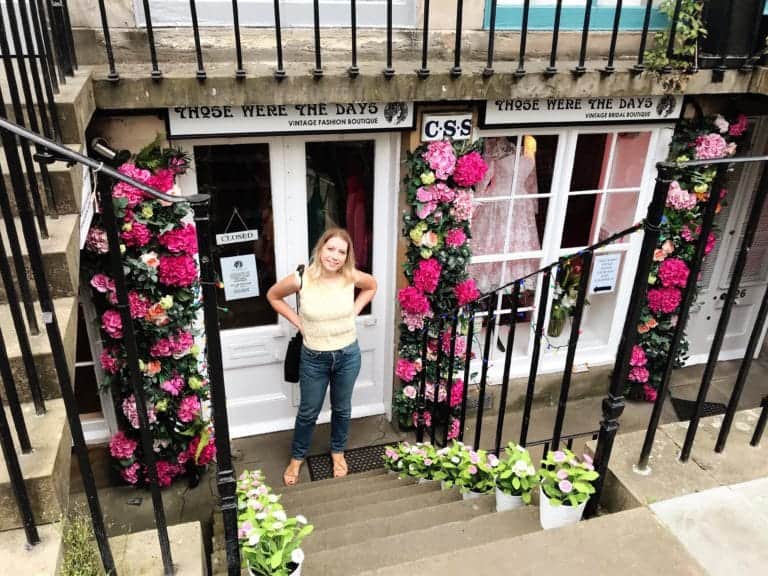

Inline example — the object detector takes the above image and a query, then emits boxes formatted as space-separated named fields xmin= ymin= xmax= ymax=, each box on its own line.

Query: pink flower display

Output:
xmin=658 ymin=258 xmax=690 ymax=289
xmin=158 ymin=224 xmax=198 ymax=255
xmin=412 ymin=410 xmax=432 ymax=429
xmin=85 ymin=227 xmax=109 ymax=254
xmin=160 ymin=374 xmax=185 ymax=396
xmin=109 ymin=431 xmax=138 ymax=460
xmin=694 ymin=133 xmax=728 ymax=160
xmin=451 ymin=189 xmax=474 ymax=222
xmin=121 ymin=221 xmax=152 ymax=247
xmin=128 ymin=291 xmax=150 ymax=319
xmin=643 ymin=384 xmax=658 ymax=402
xmin=148 ymin=168 xmax=175 ymax=193
xmin=150 ymin=337 xmax=173 ymax=358
xmin=153 ymin=461 xmax=182 ymax=488
xmin=454 ymin=278 xmax=480 ymax=306
xmin=705 ymin=232 xmax=716 ymax=256
xmin=101 ymin=309 xmax=123 ymax=339
xmin=449 ymin=378 xmax=464 ymax=408
xmin=396 ymin=358 xmax=419 ymax=382
xmin=398 ymin=286 xmax=432 ymax=315
xmin=403 ymin=385 xmax=418 ymax=400
xmin=441 ymin=333 xmax=467 ymax=358
xmin=112 ymin=182 xmax=147 ymax=209
xmin=158 ymin=254 xmax=198 ymax=287
xmin=422 ymin=140 xmax=456 ymax=180
xmin=178 ymin=395 xmax=201 ymax=423
xmin=447 ymin=418 xmax=460 ymax=440
xmin=630 ymin=345 xmax=647 ymax=368
xmin=122 ymin=394 xmax=157 ymax=429
xmin=416 ymin=201 xmax=438 ymax=220
xmin=629 ymin=366 xmax=650 ymax=383
xmin=90 ymin=273 xmax=115 ymax=294
xmin=413 ymin=258 xmax=442 ymax=294
xmin=445 ymin=228 xmax=467 ymax=248
xmin=729 ymin=114 xmax=748 ymax=137
xmin=100 ymin=349 xmax=120 ymax=374
xmin=187 ymin=434 xmax=216 ymax=466
xmin=665 ymin=181 xmax=698 ymax=211
xmin=452 ymin=151 xmax=489 ymax=187
xmin=121 ymin=462 xmax=141 ymax=485
xmin=647 ymin=287 xmax=682 ymax=315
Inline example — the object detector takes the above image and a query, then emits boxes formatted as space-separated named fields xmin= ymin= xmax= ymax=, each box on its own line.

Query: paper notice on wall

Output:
xmin=589 ymin=253 xmax=622 ymax=295
xmin=220 ymin=254 xmax=260 ymax=301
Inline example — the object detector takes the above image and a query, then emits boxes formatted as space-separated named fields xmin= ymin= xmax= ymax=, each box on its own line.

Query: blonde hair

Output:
xmin=307 ymin=227 xmax=356 ymax=281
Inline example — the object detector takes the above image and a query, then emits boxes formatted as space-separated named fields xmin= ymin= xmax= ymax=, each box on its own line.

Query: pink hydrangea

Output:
xmin=160 ymin=374 xmax=185 ymax=396
xmin=629 ymin=366 xmax=650 ymax=383
xmin=666 ymin=181 xmax=698 ymax=211
xmin=169 ymin=330 xmax=194 ymax=356
xmin=396 ymin=358 xmax=420 ymax=382
xmin=101 ymin=309 xmax=123 ymax=339
xmin=187 ymin=434 xmax=216 ymax=466
xmin=85 ymin=227 xmax=109 ymax=254
xmin=695 ymin=133 xmax=728 ymax=160
xmin=416 ymin=201 xmax=438 ymax=220
xmin=90 ymin=273 xmax=115 ymax=294
xmin=150 ymin=337 xmax=173 ymax=358
xmin=153 ymin=460 xmax=181 ymax=488
xmin=441 ymin=333 xmax=467 ymax=358
xmin=178 ymin=395 xmax=201 ymax=423
xmin=451 ymin=189 xmax=474 ymax=222
xmin=112 ymin=182 xmax=147 ymax=209
xmin=100 ymin=349 xmax=120 ymax=374
xmin=630 ymin=345 xmax=647 ymax=368
xmin=647 ymin=287 xmax=682 ymax=315
xmin=455 ymin=278 xmax=480 ymax=306
xmin=403 ymin=311 xmax=431 ymax=331
xmin=422 ymin=141 xmax=456 ymax=180
xmin=729 ymin=114 xmax=748 ymax=137
xmin=453 ymin=151 xmax=489 ymax=187
xmin=158 ymin=254 xmax=198 ymax=287
xmin=447 ymin=417 xmax=460 ymax=440
xmin=128 ymin=291 xmax=150 ymax=319
xmin=658 ymin=258 xmax=690 ymax=289
xmin=109 ymin=431 xmax=137 ymax=460
xmin=450 ymin=378 xmax=464 ymax=408
xmin=122 ymin=394 xmax=157 ymax=429
xmin=121 ymin=221 xmax=153 ymax=247
xmin=398 ymin=286 xmax=432 ymax=315
xmin=643 ymin=384 xmax=658 ymax=402
xmin=413 ymin=258 xmax=442 ymax=294
xmin=118 ymin=162 xmax=152 ymax=183
xmin=433 ymin=182 xmax=456 ymax=203
xmin=147 ymin=168 xmax=175 ymax=193
xmin=416 ymin=186 xmax=434 ymax=202
xmin=158 ymin=224 xmax=198 ymax=255
xmin=445 ymin=228 xmax=467 ymax=248
xmin=121 ymin=462 xmax=141 ymax=485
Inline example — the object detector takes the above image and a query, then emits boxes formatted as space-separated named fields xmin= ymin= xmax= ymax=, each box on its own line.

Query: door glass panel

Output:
xmin=468 ymin=261 xmax=503 ymax=294
xmin=508 ymin=197 xmax=548 ymax=253
xmin=598 ymin=191 xmax=640 ymax=242
xmin=562 ymin=193 xmax=599 ymax=248
xmin=608 ymin=132 xmax=651 ymax=189
xmin=570 ymin=133 xmax=612 ymax=192
xmin=194 ymin=144 xmax=276 ymax=330
xmin=472 ymin=200 xmax=510 ymax=256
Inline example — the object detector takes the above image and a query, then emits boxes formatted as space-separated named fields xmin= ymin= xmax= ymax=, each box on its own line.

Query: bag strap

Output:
xmin=296 ymin=265 xmax=305 ymax=313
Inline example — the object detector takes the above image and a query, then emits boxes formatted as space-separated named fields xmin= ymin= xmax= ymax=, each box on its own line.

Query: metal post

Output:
xmin=450 ymin=0 xmax=463 ymax=77
xmin=551 ymin=251 xmax=593 ymax=448
xmin=520 ymin=269 xmax=551 ymax=446
xmin=34 ymin=0 xmax=60 ymax=92
xmin=273 ymin=0 xmax=285 ymax=79
xmin=0 ymin=319 xmax=32 ymax=452
xmin=712 ymin=0 xmax=734 ymax=82
xmin=29 ymin=0 xmax=63 ymax=136
xmin=443 ymin=312 xmax=459 ymax=446
xmin=312 ymin=0 xmax=322 ymax=78
xmin=584 ymin=166 xmax=670 ymax=519
xmin=417 ymin=0 xmax=430 ymax=78
xmin=604 ymin=0 xmax=623 ymax=73
xmin=546 ymin=0 xmax=563 ymax=74
xmin=573 ymin=0 xmax=593 ymax=74
xmin=232 ymin=0 xmax=245 ymax=78
xmin=17 ymin=0 xmax=54 ymax=140
xmin=751 ymin=397 xmax=767 ymax=446
xmin=514 ymin=0 xmax=531 ymax=77
xmin=458 ymin=304 xmax=475 ymax=442
xmin=97 ymin=0 xmax=119 ymax=81
xmin=663 ymin=0 xmax=683 ymax=73
xmin=633 ymin=0 xmax=655 ymax=72
xmin=141 ymin=0 xmax=162 ymax=79
xmin=430 ymin=316 xmax=446 ymax=445
xmin=384 ymin=0 xmax=394 ymax=78
xmin=61 ymin=0 xmax=77 ymax=70
xmin=349 ymin=0 xmax=359 ymax=77
xmin=189 ymin=0 xmax=206 ymax=80
xmin=474 ymin=294 xmax=497 ymax=450
xmin=416 ymin=322 xmax=430 ymax=443
xmin=483 ymin=0 xmax=497 ymax=76
xmin=47 ymin=0 xmax=73 ymax=77
xmin=494 ymin=282 xmax=519 ymax=456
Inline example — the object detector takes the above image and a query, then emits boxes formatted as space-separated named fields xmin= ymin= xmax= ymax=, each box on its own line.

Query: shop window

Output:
xmin=194 ymin=143 xmax=277 ymax=330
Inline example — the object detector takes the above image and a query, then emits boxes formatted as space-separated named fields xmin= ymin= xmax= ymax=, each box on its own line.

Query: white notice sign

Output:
xmin=483 ymin=95 xmax=683 ymax=126
xmin=589 ymin=253 xmax=622 ymax=295
xmin=79 ymin=168 xmax=95 ymax=249
xmin=221 ymin=254 xmax=260 ymax=301
xmin=216 ymin=229 xmax=259 ymax=246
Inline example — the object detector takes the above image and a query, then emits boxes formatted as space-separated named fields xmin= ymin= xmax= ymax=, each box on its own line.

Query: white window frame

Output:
xmin=133 ymin=0 xmax=417 ymax=28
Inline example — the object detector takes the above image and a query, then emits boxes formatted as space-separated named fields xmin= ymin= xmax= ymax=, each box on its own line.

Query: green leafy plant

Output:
xmin=548 ymin=257 xmax=588 ymax=337
xmin=237 ymin=470 xmax=313 ymax=576
xmin=494 ymin=443 xmax=538 ymax=504
xmin=454 ymin=447 xmax=496 ymax=494
xmin=398 ymin=441 xmax=440 ymax=480
xmin=644 ymin=0 xmax=707 ymax=83
xmin=392 ymin=386 xmax=418 ymax=430
xmin=60 ymin=506 xmax=103 ymax=576
xmin=431 ymin=440 xmax=470 ymax=487
xmin=539 ymin=449 xmax=599 ymax=507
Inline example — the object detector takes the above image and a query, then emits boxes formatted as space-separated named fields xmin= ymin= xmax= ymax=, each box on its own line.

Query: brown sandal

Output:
xmin=331 ymin=453 xmax=348 ymax=478
xmin=283 ymin=459 xmax=303 ymax=486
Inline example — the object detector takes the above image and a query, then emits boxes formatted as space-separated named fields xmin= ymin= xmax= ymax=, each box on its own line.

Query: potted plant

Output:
xmin=393 ymin=385 xmax=418 ymax=431
xmin=494 ymin=443 xmax=537 ymax=511
xmin=432 ymin=440 xmax=470 ymax=490
xmin=382 ymin=444 xmax=404 ymax=474
xmin=237 ymin=470 xmax=314 ymax=576
xmin=548 ymin=257 xmax=587 ymax=338
xmin=538 ymin=449 xmax=599 ymax=530
xmin=399 ymin=442 xmax=439 ymax=482
xmin=454 ymin=448 xmax=496 ymax=499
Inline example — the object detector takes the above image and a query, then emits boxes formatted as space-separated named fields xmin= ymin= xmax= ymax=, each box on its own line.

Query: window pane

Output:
xmin=608 ymin=132 xmax=651 ymax=188
xmin=598 ymin=191 xmax=640 ymax=242
xmin=508 ymin=197 xmax=548 ymax=254
xmin=476 ymin=137 xmax=518 ymax=198
xmin=503 ymin=259 xmax=540 ymax=291
xmin=562 ymin=193 xmax=600 ymax=248
xmin=195 ymin=144 xmax=276 ymax=330
xmin=476 ymin=134 xmax=559 ymax=199
xmin=468 ymin=261 xmax=503 ymax=294
xmin=570 ymin=133 xmax=613 ymax=192
xmin=472 ymin=200 xmax=511 ymax=256
xmin=517 ymin=134 xmax=558 ymax=197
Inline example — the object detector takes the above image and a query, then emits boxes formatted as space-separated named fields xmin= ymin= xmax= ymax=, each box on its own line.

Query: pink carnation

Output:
xmin=451 ymin=189 xmax=474 ymax=222
xmin=453 ymin=151 xmax=489 ymax=187
xmin=178 ymin=395 xmax=201 ymax=423
xmin=100 ymin=349 xmax=121 ymax=374
xmin=147 ymin=168 xmax=175 ymax=193
xmin=729 ymin=114 xmax=748 ymax=137
xmin=413 ymin=258 xmax=442 ymax=294
xmin=158 ymin=254 xmax=198 ymax=287
xmin=101 ymin=309 xmax=123 ymax=339
xmin=422 ymin=141 xmax=456 ymax=180
xmin=90 ymin=273 xmax=115 ymax=294
xmin=121 ymin=221 xmax=152 ymax=247
xmin=695 ymin=133 xmax=728 ymax=160
xmin=643 ymin=384 xmax=658 ymax=402
xmin=128 ymin=291 xmax=150 ymax=319
xmin=396 ymin=358 xmax=419 ymax=382
xmin=647 ymin=287 xmax=682 ymax=315
xmin=158 ymin=224 xmax=198 ymax=255
xmin=398 ymin=286 xmax=432 ymax=315
xmin=109 ymin=431 xmax=138 ymax=460
xmin=160 ymin=374 xmax=185 ymax=396
xmin=445 ymin=228 xmax=467 ymax=248
xmin=121 ymin=462 xmax=141 ymax=485
xmin=85 ymin=227 xmax=109 ymax=254
xmin=150 ymin=337 xmax=173 ymax=358
xmin=666 ymin=181 xmax=698 ymax=211
xmin=658 ymin=258 xmax=690 ymax=289
xmin=628 ymin=366 xmax=650 ymax=383
xmin=187 ymin=434 xmax=216 ymax=466
xmin=450 ymin=378 xmax=464 ymax=408
xmin=447 ymin=418 xmax=460 ymax=440
xmin=630 ymin=345 xmax=647 ymax=368
xmin=455 ymin=278 xmax=480 ymax=306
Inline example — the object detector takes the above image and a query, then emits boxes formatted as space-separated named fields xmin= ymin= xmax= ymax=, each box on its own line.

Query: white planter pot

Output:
xmin=461 ymin=489 xmax=486 ymax=500
xmin=539 ymin=487 xmax=587 ymax=530
xmin=418 ymin=477 xmax=437 ymax=485
xmin=249 ymin=561 xmax=302 ymax=576
xmin=495 ymin=487 xmax=525 ymax=511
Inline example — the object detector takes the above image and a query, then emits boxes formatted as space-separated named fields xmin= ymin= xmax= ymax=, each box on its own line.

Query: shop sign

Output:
xmin=216 ymin=229 xmax=259 ymax=246
xmin=168 ymin=102 xmax=414 ymax=137
xmin=221 ymin=254 xmax=260 ymax=301
xmin=421 ymin=113 xmax=473 ymax=141
xmin=482 ymin=95 xmax=682 ymax=126
xmin=589 ymin=253 xmax=622 ymax=294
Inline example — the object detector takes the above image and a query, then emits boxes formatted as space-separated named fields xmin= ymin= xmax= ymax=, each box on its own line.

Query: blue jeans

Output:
xmin=291 ymin=340 xmax=361 ymax=460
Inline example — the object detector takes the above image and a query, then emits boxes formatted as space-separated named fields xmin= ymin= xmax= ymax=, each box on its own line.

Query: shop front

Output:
xmin=169 ymin=102 xmax=412 ymax=437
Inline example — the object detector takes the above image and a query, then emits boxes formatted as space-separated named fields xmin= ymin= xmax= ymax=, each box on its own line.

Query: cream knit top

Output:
xmin=299 ymin=271 xmax=357 ymax=351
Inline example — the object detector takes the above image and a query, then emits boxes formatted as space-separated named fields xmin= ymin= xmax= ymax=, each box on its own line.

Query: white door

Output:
xmin=177 ymin=134 xmax=398 ymax=437
xmin=686 ymin=118 xmax=768 ymax=364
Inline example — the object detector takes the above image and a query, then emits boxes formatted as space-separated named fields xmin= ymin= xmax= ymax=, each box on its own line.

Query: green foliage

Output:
xmin=452 ymin=447 xmax=496 ymax=494
xmin=494 ymin=443 xmax=538 ymax=504
xmin=430 ymin=440 xmax=471 ymax=486
xmin=539 ymin=449 xmax=599 ymax=508
xmin=644 ymin=0 xmax=707 ymax=75
xmin=397 ymin=442 xmax=440 ymax=480
xmin=60 ymin=507 xmax=104 ymax=576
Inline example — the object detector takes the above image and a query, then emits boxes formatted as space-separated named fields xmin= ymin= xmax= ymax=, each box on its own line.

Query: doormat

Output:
xmin=306 ymin=443 xmax=388 ymax=482
xmin=670 ymin=396 xmax=727 ymax=421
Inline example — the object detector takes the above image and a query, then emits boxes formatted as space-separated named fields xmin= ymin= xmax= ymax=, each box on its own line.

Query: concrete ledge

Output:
xmin=110 ymin=521 xmax=207 ymax=576
xmin=0 ymin=400 xmax=71 ymax=532
xmin=0 ymin=522 xmax=62 ymax=576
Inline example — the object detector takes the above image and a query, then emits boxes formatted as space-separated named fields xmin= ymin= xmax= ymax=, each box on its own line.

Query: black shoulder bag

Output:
xmin=284 ymin=265 xmax=305 ymax=383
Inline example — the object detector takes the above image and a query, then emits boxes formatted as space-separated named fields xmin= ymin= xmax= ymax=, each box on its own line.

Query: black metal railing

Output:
xmin=88 ymin=1 xmax=768 ymax=81
xmin=0 ymin=114 xmax=242 ymax=575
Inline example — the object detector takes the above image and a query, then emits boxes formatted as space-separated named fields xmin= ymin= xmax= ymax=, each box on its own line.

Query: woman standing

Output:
xmin=267 ymin=228 xmax=377 ymax=486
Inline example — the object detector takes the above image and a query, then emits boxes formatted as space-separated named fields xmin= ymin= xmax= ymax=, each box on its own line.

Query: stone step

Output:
xmin=0 ymin=399 xmax=71 ymax=532
xmin=0 ymin=522 xmax=62 ymax=576
xmin=280 ymin=467 xmax=387 ymax=495
xmin=0 ymin=213 xmax=79 ymax=304
xmin=280 ymin=473 xmax=417 ymax=511
xmin=302 ymin=504 xmax=541 ymax=575
xmin=357 ymin=507 xmax=707 ymax=576
xmin=0 ymin=296 xmax=77 ymax=403
xmin=1 ymin=143 xmax=84 ymax=217
xmin=304 ymin=493 xmax=497 ymax=555
xmin=110 ymin=521 xmax=206 ymax=576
